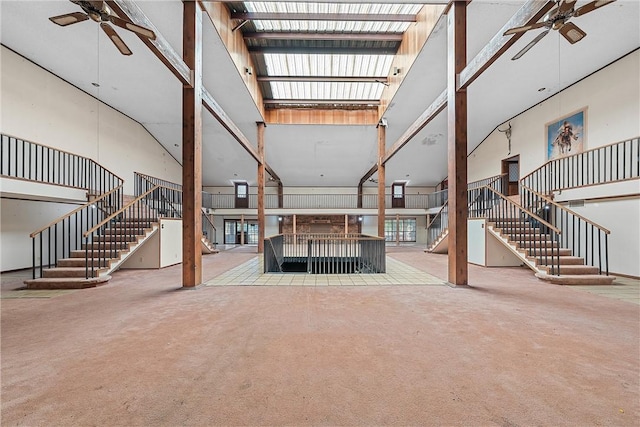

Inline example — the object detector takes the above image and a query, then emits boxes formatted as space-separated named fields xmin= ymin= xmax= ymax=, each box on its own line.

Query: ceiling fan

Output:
xmin=49 ymin=0 xmax=156 ymax=56
xmin=504 ymin=0 xmax=617 ymax=60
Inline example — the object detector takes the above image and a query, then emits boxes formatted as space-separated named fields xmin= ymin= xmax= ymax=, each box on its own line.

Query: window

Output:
xmin=384 ymin=218 xmax=416 ymax=242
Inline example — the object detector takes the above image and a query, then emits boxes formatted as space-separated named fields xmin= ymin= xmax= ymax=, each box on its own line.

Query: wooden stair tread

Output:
xmin=535 ymin=273 xmax=615 ymax=286
xmin=24 ymin=275 xmax=111 ymax=289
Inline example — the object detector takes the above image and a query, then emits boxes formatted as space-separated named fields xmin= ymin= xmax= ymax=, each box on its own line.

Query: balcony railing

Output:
xmin=520 ymin=137 xmax=639 ymax=195
xmin=207 ymin=192 xmax=447 ymax=210
xmin=264 ymin=233 xmax=386 ymax=274
xmin=1 ymin=133 xmax=123 ymax=196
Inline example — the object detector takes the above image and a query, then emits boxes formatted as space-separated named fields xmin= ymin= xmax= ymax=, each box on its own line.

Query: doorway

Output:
xmin=224 ymin=219 xmax=258 ymax=244
xmin=501 ymin=155 xmax=520 ymax=196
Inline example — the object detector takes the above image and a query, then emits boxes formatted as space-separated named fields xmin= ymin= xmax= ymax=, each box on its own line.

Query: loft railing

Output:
xmin=29 ymin=185 xmax=123 ymax=279
xmin=520 ymin=137 xmax=639 ymax=195
xmin=82 ymin=185 xmax=182 ymax=278
xmin=469 ymin=186 xmax=562 ymax=275
xmin=264 ymin=233 xmax=386 ymax=274
xmin=521 ymin=184 xmax=609 ymax=275
xmin=1 ymin=134 xmax=123 ymax=196
xmin=206 ymin=192 xmax=446 ymax=210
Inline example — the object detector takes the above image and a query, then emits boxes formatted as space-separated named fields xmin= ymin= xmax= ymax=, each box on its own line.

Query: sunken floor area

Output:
xmin=1 ymin=246 xmax=639 ymax=426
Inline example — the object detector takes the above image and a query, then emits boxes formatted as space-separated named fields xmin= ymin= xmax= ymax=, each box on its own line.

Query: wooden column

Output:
xmin=257 ymin=122 xmax=266 ymax=253
xmin=240 ymin=214 xmax=245 ymax=245
xmin=447 ymin=1 xmax=468 ymax=287
xmin=396 ymin=213 xmax=400 ymax=246
xmin=344 ymin=214 xmax=348 ymax=236
xmin=182 ymin=0 xmax=202 ymax=288
xmin=377 ymin=123 xmax=386 ymax=238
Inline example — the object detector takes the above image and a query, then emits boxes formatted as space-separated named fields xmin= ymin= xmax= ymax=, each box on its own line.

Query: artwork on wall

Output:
xmin=546 ymin=108 xmax=587 ymax=160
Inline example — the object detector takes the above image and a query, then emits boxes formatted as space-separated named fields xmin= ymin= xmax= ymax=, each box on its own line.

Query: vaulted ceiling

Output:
xmin=1 ymin=1 xmax=638 ymax=188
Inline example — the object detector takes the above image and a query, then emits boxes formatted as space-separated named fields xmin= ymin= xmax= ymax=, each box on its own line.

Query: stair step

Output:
xmin=527 ymin=248 xmax=572 ymax=257
xmin=542 ymin=265 xmax=601 ymax=275
xmin=24 ymin=275 xmax=111 ymax=289
xmin=537 ymin=256 xmax=585 ymax=266
xmin=70 ymin=250 xmax=121 ymax=258
xmin=535 ymin=273 xmax=616 ymax=286
xmin=83 ymin=242 xmax=130 ymax=250
xmin=42 ymin=267 xmax=106 ymax=278
xmin=93 ymin=235 xmax=139 ymax=243
xmin=57 ymin=258 xmax=113 ymax=268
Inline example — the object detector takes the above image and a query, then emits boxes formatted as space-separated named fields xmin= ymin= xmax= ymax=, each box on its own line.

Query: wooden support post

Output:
xmin=345 ymin=214 xmax=348 ymax=236
xmin=396 ymin=213 xmax=400 ymax=246
xmin=377 ymin=122 xmax=386 ymax=238
xmin=182 ymin=0 xmax=202 ymax=288
xmin=447 ymin=1 xmax=468 ymax=287
xmin=257 ymin=122 xmax=266 ymax=253
xmin=240 ymin=214 xmax=245 ymax=245
xmin=277 ymin=182 xmax=284 ymax=208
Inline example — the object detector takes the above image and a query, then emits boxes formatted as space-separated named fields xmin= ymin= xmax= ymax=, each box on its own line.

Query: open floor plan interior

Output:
xmin=1 ymin=0 xmax=639 ymax=425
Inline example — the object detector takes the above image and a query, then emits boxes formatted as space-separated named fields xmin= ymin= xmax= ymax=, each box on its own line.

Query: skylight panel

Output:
xmin=264 ymin=54 xmax=394 ymax=77
xmin=270 ymin=82 xmax=384 ymax=100
xmin=242 ymin=2 xmax=423 ymax=33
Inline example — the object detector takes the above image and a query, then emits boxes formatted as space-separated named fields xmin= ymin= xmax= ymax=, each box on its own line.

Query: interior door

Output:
xmin=392 ymin=183 xmax=405 ymax=208
xmin=235 ymin=182 xmax=248 ymax=208
xmin=501 ymin=156 xmax=520 ymax=196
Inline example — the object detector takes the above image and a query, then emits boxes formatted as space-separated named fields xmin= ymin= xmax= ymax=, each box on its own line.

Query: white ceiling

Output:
xmin=1 ymin=0 xmax=639 ymax=188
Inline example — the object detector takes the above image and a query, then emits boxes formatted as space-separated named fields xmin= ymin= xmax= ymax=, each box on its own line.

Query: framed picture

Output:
xmin=546 ymin=108 xmax=587 ymax=160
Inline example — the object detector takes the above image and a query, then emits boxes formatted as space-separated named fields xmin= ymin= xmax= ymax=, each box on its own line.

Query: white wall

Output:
xmin=1 ymin=47 xmax=182 ymax=195
xmin=469 ymin=51 xmax=640 ymax=182
xmin=0 ymin=198 xmax=82 ymax=271
xmin=468 ymin=51 xmax=640 ymax=277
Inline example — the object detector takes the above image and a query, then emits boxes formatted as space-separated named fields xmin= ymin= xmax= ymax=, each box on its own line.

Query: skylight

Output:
xmin=243 ymin=2 xmax=424 ymax=33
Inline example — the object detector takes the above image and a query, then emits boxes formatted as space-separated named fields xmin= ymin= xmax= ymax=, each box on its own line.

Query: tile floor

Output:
xmin=575 ymin=276 xmax=640 ymax=305
xmin=205 ymin=256 xmax=446 ymax=287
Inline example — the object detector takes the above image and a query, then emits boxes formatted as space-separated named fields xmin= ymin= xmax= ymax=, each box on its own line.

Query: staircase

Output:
xmin=426 ymin=181 xmax=615 ymax=285
xmin=486 ymin=216 xmax=614 ymax=285
xmin=25 ymin=217 xmax=159 ymax=289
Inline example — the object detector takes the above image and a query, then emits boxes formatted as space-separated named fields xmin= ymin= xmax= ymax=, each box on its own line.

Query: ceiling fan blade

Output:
xmin=504 ymin=21 xmax=548 ymax=36
xmin=511 ymin=29 xmax=550 ymax=60
xmin=557 ymin=0 xmax=578 ymax=15
xmin=574 ymin=0 xmax=616 ymax=17
xmin=100 ymin=23 xmax=132 ymax=55
xmin=108 ymin=16 xmax=156 ymax=40
xmin=49 ymin=12 xmax=89 ymax=27
xmin=559 ymin=21 xmax=587 ymax=44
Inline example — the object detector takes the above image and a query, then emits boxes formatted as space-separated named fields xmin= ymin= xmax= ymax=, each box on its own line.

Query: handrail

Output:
xmin=201 ymin=207 xmax=217 ymax=231
xmin=520 ymin=136 xmax=640 ymax=183
xmin=520 ymin=137 xmax=639 ymax=194
xmin=521 ymin=184 xmax=610 ymax=234
xmin=83 ymin=185 xmax=167 ymax=237
xmin=29 ymin=185 xmax=124 ymax=238
xmin=427 ymin=201 xmax=448 ymax=229
xmin=1 ymin=133 xmax=124 ymax=192
xmin=135 ymin=171 xmax=182 ymax=191
xmin=480 ymin=186 xmax=560 ymax=233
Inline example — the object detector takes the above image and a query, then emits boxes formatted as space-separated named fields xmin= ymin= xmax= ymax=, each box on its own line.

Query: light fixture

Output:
xmin=278 ymin=216 xmax=283 ymax=222
xmin=538 ymin=87 xmax=546 ymax=92
xmin=392 ymin=67 xmax=401 ymax=76
xmin=245 ymin=67 xmax=252 ymax=76
xmin=91 ymin=82 xmax=100 ymax=87
xmin=358 ymin=216 xmax=363 ymax=222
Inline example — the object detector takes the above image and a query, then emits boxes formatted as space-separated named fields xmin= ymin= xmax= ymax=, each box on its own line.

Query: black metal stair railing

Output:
xmin=521 ymin=184 xmax=610 ymax=275
xmin=469 ymin=186 xmax=562 ymax=275
xmin=1 ymin=134 xmax=122 ymax=196
xmin=29 ymin=185 xmax=123 ymax=279
xmin=82 ymin=184 xmax=182 ymax=278
xmin=520 ymin=136 xmax=639 ymax=195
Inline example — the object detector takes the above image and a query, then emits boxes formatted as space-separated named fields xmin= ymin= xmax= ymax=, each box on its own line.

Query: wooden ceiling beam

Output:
xmin=382 ymin=90 xmax=447 ymax=165
xmin=230 ymin=12 xmax=417 ymax=22
xmin=258 ymin=76 xmax=389 ymax=83
xmin=106 ymin=0 xmax=192 ymax=86
xmin=247 ymin=46 xmax=398 ymax=55
xmin=202 ymin=88 xmax=261 ymax=165
xmin=243 ymin=32 xmax=404 ymax=42
xmin=459 ymin=0 xmax=555 ymax=90
xmin=264 ymin=99 xmax=380 ymax=106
